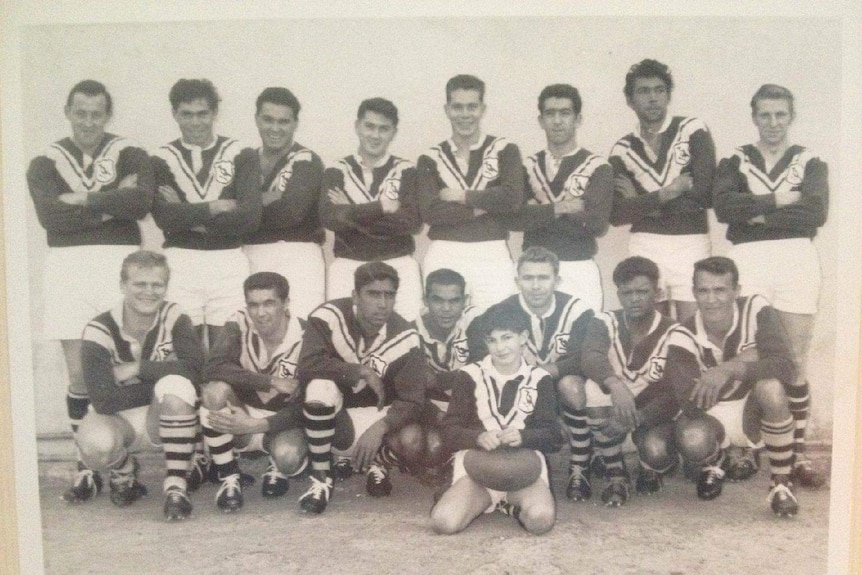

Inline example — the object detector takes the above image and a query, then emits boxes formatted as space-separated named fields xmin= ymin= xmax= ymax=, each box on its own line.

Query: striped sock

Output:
xmin=200 ymin=407 xmax=240 ymax=481
xmin=304 ymin=403 xmax=336 ymax=475
xmin=787 ymin=382 xmax=810 ymax=456
xmin=590 ymin=420 xmax=625 ymax=477
xmin=563 ymin=408 xmax=592 ymax=472
xmin=372 ymin=444 xmax=401 ymax=470
xmin=762 ymin=416 xmax=795 ymax=478
xmin=160 ymin=413 xmax=197 ymax=492
xmin=67 ymin=391 xmax=90 ymax=462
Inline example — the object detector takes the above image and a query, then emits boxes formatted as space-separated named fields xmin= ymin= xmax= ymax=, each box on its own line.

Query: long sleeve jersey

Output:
xmin=296 ymin=297 xmax=425 ymax=432
xmin=320 ymin=154 xmax=420 ymax=260
xmin=81 ymin=301 xmax=203 ymax=415
xmin=245 ymin=142 xmax=325 ymax=245
xmin=417 ymin=135 xmax=524 ymax=242
xmin=664 ymin=295 xmax=796 ymax=417
xmin=441 ymin=357 xmax=563 ymax=455
xmin=609 ymin=116 xmax=715 ymax=235
xmin=28 ymin=134 xmax=154 ymax=247
xmin=411 ymin=305 xmax=481 ymax=400
xmin=151 ymin=137 xmax=261 ymax=250
xmin=712 ymin=144 xmax=828 ymax=244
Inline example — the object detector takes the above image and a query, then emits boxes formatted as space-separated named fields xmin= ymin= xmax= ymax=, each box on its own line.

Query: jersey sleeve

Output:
xmin=85 ymin=146 xmax=154 ymax=220
xmin=82 ymin=337 xmax=153 ymax=415
xmin=663 ymin=327 xmax=704 ymax=417
xmin=381 ymin=346 xmax=426 ymax=432
xmin=580 ymin=316 xmax=616 ymax=390
xmin=204 ymin=320 xmax=273 ymax=391
xmin=27 ymin=156 xmax=104 ymax=234
xmin=763 ymin=157 xmax=829 ymax=230
xmin=572 ymin=161 xmax=613 ymax=237
xmin=258 ymin=152 xmax=324 ymax=232
xmin=519 ymin=373 xmax=564 ymax=453
xmin=607 ymin=153 xmax=664 ymax=227
xmin=682 ymin=125 xmax=716 ymax=210
xmin=416 ymin=155 xmax=481 ymax=226
xmin=138 ymin=313 xmax=204 ymax=385
xmin=744 ymin=301 xmax=797 ymax=386
xmin=463 ymin=143 xmax=524 ymax=214
xmin=150 ymin=155 xmax=212 ymax=233
xmin=440 ymin=371 xmax=484 ymax=451
xmin=712 ymin=154 xmax=777 ymax=223
xmin=362 ymin=166 xmax=421 ymax=235
xmin=295 ymin=314 xmax=363 ymax=390
xmin=552 ymin=308 xmax=595 ymax=377
xmin=205 ymin=149 xmax=262 ymax=235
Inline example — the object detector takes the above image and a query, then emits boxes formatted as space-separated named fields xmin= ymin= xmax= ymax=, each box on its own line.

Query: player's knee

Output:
xmin=77 ymin=419 xmax=124 ymax=469
xmin=430 ymin=504 xmax=462 ymax=535
xmin=425 ymin=428 xmax=446 ymax=467
xmin=634 ymin=426 xmax=676 ymax=471
xmin=305 ymin=379 xmax=341 ymax=407
xmin=674 ymin=416 xmax=720 ymax=464
xmin=154 ymin=375 xmax=197 ymax=413
xmin=201 ymin=381 xmax=232 ymax=410
xmin=269 ymin=430 xmax=307 ymax=475
xmin=518 ymin=504 xmax=555 ymax=535
xmin=557 ymin=375 xmax=586 ymax=410
xmin=753 ymin=379 xmax=788 ymax=413
xmin=391 ymin=423 xmax=426 ymax=464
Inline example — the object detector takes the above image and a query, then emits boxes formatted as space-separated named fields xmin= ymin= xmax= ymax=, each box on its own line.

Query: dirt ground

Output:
xmin=38 ymin=451 xmax=831 ymax=575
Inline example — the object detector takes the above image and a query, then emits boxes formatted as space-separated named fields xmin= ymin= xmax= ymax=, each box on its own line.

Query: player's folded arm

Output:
xmin=463 ymin=144 xmax=524 ymax=214
xmin=685 ymin=127 xmax=717 ymax=210
xmin=295 ymin=320 xmax=363 ymax=392
xmin=662 ymin=343 xmax=703 ymax=418
xmin=86 ymin=148 xmax=155 ymax=220
xmin=518 ymin=375 xmax=564 ymax=453
xmin=82 ymin=340 xmax=154 ymax=415
xmin=259 ymin=155 xmax=324 ymax=230
xmin=711 ymin=157 xmax=776 ymax=222
xmin=763 ymin=160 xmax=829 ymax=230
xmin=415 ymin=156 xmax=476 ymax=225
xmin=27 ymin=159 xmax=105 ymax=233
xmin=606 ymin=161 xmax=663 ymax=227
xmin=577 ymin=163 xmax=614 ymax=237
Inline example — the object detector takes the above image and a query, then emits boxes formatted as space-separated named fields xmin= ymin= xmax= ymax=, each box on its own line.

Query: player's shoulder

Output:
xmin=666 ymin=323 xmax=699 ymax=350
xmin=609 ymin=132 xmax=637 ymax=156
xmin=674 ymin=115 xmax=710 ymax=136
xmin=81 ymin=308 xmax=119 ymax=345
xmin=575 ymin=147 xmax=610 ymax=167
xmin=655 ymin=312 xmax=680 ymax=336
xmin=289 ymin=142 xmax=321 ymax=163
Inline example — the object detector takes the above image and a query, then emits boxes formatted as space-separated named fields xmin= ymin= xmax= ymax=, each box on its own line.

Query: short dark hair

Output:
xmin=354 ymin=261 xmax=400 ymax=293
xmin=538 ymin=84 xmax=582 ymax=115
xmin=624 ymin=59 xmax=674 ymax=100
xmin=424 ymin=268 xmax=466 ymax=298
xmin=120 ymin=250 xmax=169 ymax=283
xmin=255 ymin=87 xmax=301 ymax=118
xmin=750 ymin=83 xmax=795 ymax=117
xmin=169 ymin=79 xmax=220 ymax=112
xmin=66 ymin=80 xmax=113 ymax=116
xmin=481 ymin=303 xmax=529 ymax=337
xmin=244 ymin=272 xmax=290 ymax=302
xmin=445 ymin=74 xmax=485 ymax=103
xmin=613 ymin=256 xmax=660 ymax=288
xmin=357 ymin=97 xmax=399 ymax=127
xmin=693 ymin=256 xmax=739 ymax=288
xmin=517 ymin=246 xmax=560 ymax=276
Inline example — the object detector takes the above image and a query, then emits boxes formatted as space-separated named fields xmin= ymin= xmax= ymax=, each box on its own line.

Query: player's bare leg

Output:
xmin=263 ymin=429 xmax=308 ymax=498
xmin=751 ymin=379 xmax=799 ymax=517
xmin=557 ymin=375 xmax=592 ymax=501
xmin=299 ymin=380 xmax=340 ymax=514
xmin=633 ymin=421 xmax=676 ymax=495
xmin=77 ymin=412 xmax=148 ymax=508
xmin=367 ymin=423 xmax=425 ymax=497
xmin=154 ymin=376 xmax=199 ymax=521
xmin=506 ymin=475 xmax=556 ymax=535
xmin=430 ymin=475 xmax=494 ymax=535
xmin=201 ymin=381 xmax=246 ymax=512
xmin=674 ymin=413 xmax=726 ymax=501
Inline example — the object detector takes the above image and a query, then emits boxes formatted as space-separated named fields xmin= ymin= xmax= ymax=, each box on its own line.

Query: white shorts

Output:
xmin=331 ymin=405 xmax=392 ymax=459
xmin=451 ymin=448 xmax=549 ymax=513
xmin=164 ymin=247 xmax=249 ymax=326
xmin=558 ymin=259 xmax=604 ymax=312
xmin=327 ymin=254 xmax=423 ymax=321
xmin=42 ymin=245 xmax=136 ymax=340
xmin=117 ymin=405 xmax=161 ymax=452
xmin=729 ymin=238 xmax=821 ymax=315
xmin=243 ymin=241 xmax=326 ymax=320
xmin=628 ymin=233 xmax=711 ymax=303
xmin=423 ymin=240 xmax=515 ymax=312
xmin=707 ymin=395 xmax=751 ymax=449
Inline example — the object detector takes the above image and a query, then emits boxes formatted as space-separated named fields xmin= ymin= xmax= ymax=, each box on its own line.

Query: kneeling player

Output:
xmin=296 ymin=262 xmax=428 ymax=514
xmin=663 ymin=256 xmax=799 ymax=516
xmin=200 ymin=272 xmax=308 ymax=512
xmin=431 ymin=305 xmax=562 ymax=535
xmin=76 ymin=250 xmax=204 ymax=521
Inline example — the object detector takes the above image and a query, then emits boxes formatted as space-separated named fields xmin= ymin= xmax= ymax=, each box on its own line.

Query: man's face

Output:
xmin=65 ymin=93 xmax=110 ymax=152
xmin=515 ymin=261 xmax=559 ymax=313
xmin=538 ymin=97 xmax=580 ymax=147
xmin=627 ymin=77 xmax=670 ymax=125
xmin=355 ymin=111 xmax=397 ymax=161
xmin=484 ymin=328 xmax=527 ymax=372
xmin=353 ymin=278 xmax=397 ymax=331
xmin=424 ymin=283 xmax=466 ymax=332
xmin=256 ymin=102 xmax=297 ymax=153
xmin=753 ymin=98 xmax=793 ymax=147
xmin=444 ymin=89 xmax=485 ymax=141
xmin=617 ymin=275 xmax=658 ymax=322
xmin=693 ymin=271 xmax=739 ymax=326
xmin=246 ymin=287 xmax=289 ymax=338
xmin=173 ymin=98 xmax=216 ymax=147
xmin=121 ymin=265 xmax=168 ymax=317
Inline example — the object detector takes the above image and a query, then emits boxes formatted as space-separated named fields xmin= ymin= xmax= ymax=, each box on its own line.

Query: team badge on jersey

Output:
xmin=277 ymin=358 xmax=297 ymax=378
xmin=213 ymin=160 xmax=235 ymax=185
xmin=551 ymin=333 xmax=569 ymax=356
xmin=517 ymin=387 xmax=537 ymax=414
xmin=154 ymin=341 xmax=175 ymax=361
xmin=563 ymin=172 xmax=588 ymax=198
xmin=380 ymin=174 xmax=402 ymax=200
xmin=648 ymin=356 xmax=666 ymax=381
xmin=365 ymin=354 xmax=388 ymax=378
xmin=674 ymin=141 xmax=691 ymax=166
xmin=277 ymin=168 xmax=292 ymax=192
xmin=482 ymin=156 xmax=499 ymax=180
xmin=786 ymin=160 xmax=804 ymax=186
xmin=453 ymin=337 xmax=469 ymax=363
xmin=93 ymin=158 xmax=117 ymax=185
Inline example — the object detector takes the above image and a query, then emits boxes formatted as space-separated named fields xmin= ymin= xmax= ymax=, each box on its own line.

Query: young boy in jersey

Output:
xmin=296 ymin=262 xmax=428 ymax=514
xmin=321 ymin=98 xmax=422 ymax=321
xmin=431 ymin=305 xmax=563 ymax=535
xmin=712 ymin=84 xmax=828 ymax=488
xmin=609 ymin=59 xmax=716 ymax=323
xmin=75 ymin=251 xmax=204 ymax=521
xmin=28 ymin=80 xmax=154 ymax=503
xmin=242 ymin=87 xmax=326 ymax=320
xmin=200 ymin=272 xmax=308 ymax=513
xmin=504 ymin=83 xmax=613 ymax=311
xmin=417 ymin=74 xmax=524 ymax=311
xmin=663 ymin=257 xmax=800 ymax=516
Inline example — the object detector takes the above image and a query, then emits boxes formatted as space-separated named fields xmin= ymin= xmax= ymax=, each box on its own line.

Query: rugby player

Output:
xmin=28 ymin=80 xmax=154 ymax=503
xmin=712 ymin=84 xmax=828 ymax=488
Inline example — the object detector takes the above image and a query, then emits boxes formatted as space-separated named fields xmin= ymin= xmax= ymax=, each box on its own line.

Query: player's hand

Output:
xmin=539 ymin=362 xmax=559 ymax=379
xmin=440 ymin=187 xmax=467 ymax=204
xmin=477 ymin=430 xmax=502 ymax=451
xmin=327 ymin=186 xmax=351 ymax=205
xmin=209 ymin=199 xmax=237 ymax=215
xmin=690 ymin=366 xmax=733 ymax=410
xmin=270 ymin=377 xmax=299 ymax=396
xmin=113 ymin=362 xmax=140 ymax=383
xmin=774 ymin=190 xmax=801 ymax=207
xmin=614 ymin=176 xmax=638 ymax=199
xmin=158 ymin=185 xmax=182 ymax=203
xmin=498 ymin=427 xmax=523 ymax=448
xmin=359 ymin=366 xmax=386 ymax=410
xmin=353 ymin=419 xmax=388 ymax=472
xmin=380 ymin=192 xmax=400 ymax=214
xmin=208 ymin=402 xmax=265 ymax=436
xmin=553 ymin=197 xmax=585 ymax=215
xmin=597 ymin=416 xmax=630 ymax=439
xmin=606 ymin=377 xmax=638 ymax=430
xmin=118 ymin=174 xmax=138 ymax=189
xmin=261 ymin=188 xmax=281 ymax=206
xmin=472 ymin=208 xmax=487 ymax=217
xmin=659 ymin=175 xmax=692 ymax=202
xmin=747 ymin=215 xmax=766 ymax=224
xmin=59 ymin=193 xmax=88 ymax=205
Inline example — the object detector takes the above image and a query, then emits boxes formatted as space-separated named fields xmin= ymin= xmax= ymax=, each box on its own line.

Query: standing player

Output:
xmin=151 ymin=78 xmax=261 ymax=349
xmin=75 ymin=251 xmax=203 ymax=521
xmin=296 ymin=262 xmax=428 ymax=514
xmin=28 ymin=80 xmax=154 ymax=503
xmin=712 ymin=84 xmax=828 ymax=488
xmin=508 ymin=83 xmax=613 ymax=311
xmin=417 ymin=74 xmax=524 ymax=311
xmin=609 ymin=59 xmax=716 ymax=323
xmin=431 ymin=305 xmax=563 ymax=535
xmin=243 ymin=87 xmax=326 ymax=320
xmin=663 ymin=257 xmax=799 ymax=516
xmin=321 ymin=98 xmax=422 ymax=321
xmin=200 ymin=272 xmax=307 ymax=513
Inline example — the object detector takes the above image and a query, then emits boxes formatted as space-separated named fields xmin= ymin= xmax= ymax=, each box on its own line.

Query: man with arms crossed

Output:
xmin=609 ymin=59 xmax=716 ymax=323
xmin=28 ymin=80 xmax=154 ymax=503
xmin=243 ymin=87 xmax=326 ymax=320
xmin=321 ymin=98 xmax=422 ymax=321
xmin=417 ymin=74 xmax=524 ymax=311
xmin=75 ymin=251 xmax=203 ymax=521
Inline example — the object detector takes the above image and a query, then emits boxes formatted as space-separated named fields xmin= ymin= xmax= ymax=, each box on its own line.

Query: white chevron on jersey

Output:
xmin=597 ymin=311 xmax=674 ymax=397
xmin=429 ymin=136 xmax=509 ymax=191
xmin=414 ymin=305 xmax=480 ymax=373
xmin=233 ymin=309 xmax=304 ymax=405
xmin=463 ymin=357 xmax=547 ymax=431
xmin=46 ymin=136 xmax=138 ymax=193
xmin=82 ymin=301 xmax=183 ymax=365
xmin=610 ymin=117 xmax=707 ymax=192
xmin=154 ymin=138 xmax=243 ymax=203
xmin=339 ymin=157 xmax=413 ymax=204
xmin=267 ymin=148 xmax=314 ymax=194
xmin=526 ymin=152 xmax=605 ymax=203
xmin=522 ymin=296 xmax=593 ymax=365
xmin=733 ymin=148 xmax=815 ymax=196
